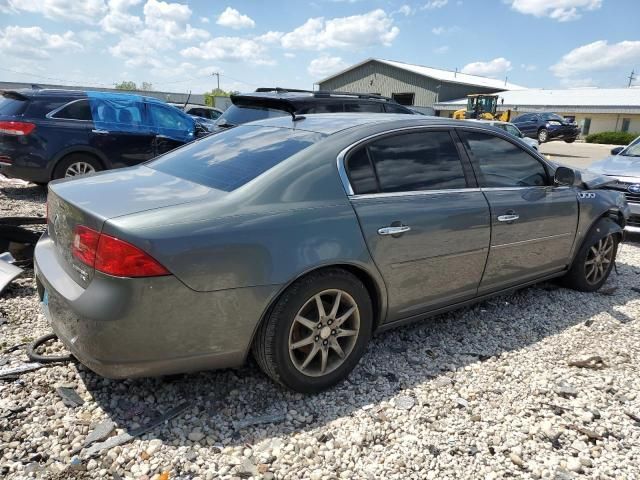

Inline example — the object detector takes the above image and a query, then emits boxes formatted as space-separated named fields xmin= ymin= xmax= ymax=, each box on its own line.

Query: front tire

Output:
xmin=561 ymin=223 xmax=619 ymax=292
xmin=538 ymin=128 xmax=549 ymax=143
xmin=252 ymin=269 xmax=372 ymax=393
xmin=53 ymin=154 xmax=102 ymax=180
xmin=564 ymin=138 xmax=576 ymax=143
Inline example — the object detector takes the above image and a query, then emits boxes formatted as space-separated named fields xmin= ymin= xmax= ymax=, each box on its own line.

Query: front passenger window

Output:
xmin=459 ymin=131 xmax=548 ymax=188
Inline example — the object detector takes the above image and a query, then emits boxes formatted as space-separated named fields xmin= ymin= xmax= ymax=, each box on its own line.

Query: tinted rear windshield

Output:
xmin=216 ymin=105 xmax=287 ymax=126
xmin=0 ymin=95 xmax=28 ymax=116
xmin=149 ymin=125 xmax=325 ymax=191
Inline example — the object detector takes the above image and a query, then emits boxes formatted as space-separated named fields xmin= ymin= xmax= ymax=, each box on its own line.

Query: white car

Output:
xmin=469 ymin=119 xmax=539 ymax=151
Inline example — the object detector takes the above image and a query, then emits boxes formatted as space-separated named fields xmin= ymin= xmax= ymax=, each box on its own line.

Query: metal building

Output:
xmin=316 ymin=58 xmax=524 ymax=109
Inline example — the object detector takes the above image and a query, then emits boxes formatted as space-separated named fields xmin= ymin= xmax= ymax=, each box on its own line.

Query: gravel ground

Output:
xmin=1 ymin=178 xmax=639 ymax=480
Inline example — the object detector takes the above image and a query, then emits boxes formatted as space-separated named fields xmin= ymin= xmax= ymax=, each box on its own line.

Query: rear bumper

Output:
xmin=34 ymin=233 xmax=279 ymax=379
xmin=0 ymin=163 xmax=49 ymax=183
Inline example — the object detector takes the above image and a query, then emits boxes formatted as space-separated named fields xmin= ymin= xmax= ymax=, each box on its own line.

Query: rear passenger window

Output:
xmin=51 ymin=99 xmax=92 ymax=121
xmin=299 ymin=103 xmax=343 ymax=114
xmin=344 ymin=102 xmax=384 ymax=113
xmin=459 ymin=131 xmax=548 ymax=188
xmin=346 ymin=148 xmax=378 ymax=194
xmin=367 ymin=131 xmax=467 ymax=192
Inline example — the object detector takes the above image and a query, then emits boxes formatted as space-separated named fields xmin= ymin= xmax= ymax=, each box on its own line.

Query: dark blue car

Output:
xmin=0 ymin=89 xmax=204 ymax=183
xmin=512 ymin=112 xmax=580 ymax=144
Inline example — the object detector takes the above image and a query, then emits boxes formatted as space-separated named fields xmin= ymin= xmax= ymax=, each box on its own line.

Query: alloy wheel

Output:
xmin=538 ymin=129 xmax=548 ymax=142
xmin=288 ymin=289 xmax=360 ymax=377
xmin=65 ymin=162 xmax=96 ymax=177
xmin=585 ymin=235 xmax=614 ymax=285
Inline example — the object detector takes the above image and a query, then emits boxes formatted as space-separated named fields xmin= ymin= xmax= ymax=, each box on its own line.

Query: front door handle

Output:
xmin=497 ymin=214 xmax=519 ymax=222
xmin=378 ymin=225 xmax=411 ymax=236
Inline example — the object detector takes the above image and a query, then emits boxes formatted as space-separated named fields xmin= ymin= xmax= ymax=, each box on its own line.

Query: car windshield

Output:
xmin=149 ymin=125 xmax=325 ymax=191
xmin=621 ymin=137 xmax=640 ymax=157
xmin=543 ymin=113 xmax=564 ymax=122
xmin=215 ymin=105 xmax=288 ymax=127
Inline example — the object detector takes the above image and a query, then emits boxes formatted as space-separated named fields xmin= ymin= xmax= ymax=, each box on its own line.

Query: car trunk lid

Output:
xmin=47 ymin=166 xmax=217 ymax=287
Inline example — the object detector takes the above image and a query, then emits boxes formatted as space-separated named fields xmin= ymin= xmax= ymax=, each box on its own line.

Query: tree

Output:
xmin=141 ymin=82 xmax=153 ymax=91
xmin=114 ymin=81 xmax=137 ymax=90
xmin=204 ymin=88 xmax=234 ymax=107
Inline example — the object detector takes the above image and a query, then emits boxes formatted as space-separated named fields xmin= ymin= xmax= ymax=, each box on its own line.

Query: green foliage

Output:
xmin=203 ymin=88 xmax=240 ymax=107
xmin=140 ymin=82 xmax=153 ymax=91
xmin=114 ymin=80 xmax=138 ymax=91
xmin=585 ymin=131 xmax=638 ymax=145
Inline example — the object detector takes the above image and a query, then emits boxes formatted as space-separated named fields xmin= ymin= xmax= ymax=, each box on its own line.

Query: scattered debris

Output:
xmin=83 ymin=402 xmax=190 ymax=457
xmin=555 ymin=381 xmax=578 ymax=398
xmin=234 ymin=411 xmax=287 ymax=429
xmin=0 ymin=362 xmax=43 ymax=379
xmin=84 ymin=419 xmax=116 ymax=446
xmin=568 ymin=355 xmax=607 ymax=370
xmin=394 ymin=395 xmax=416 ymax=410
xmin=0 ymin=256 xmax=23 ymax=296
xmin=625 ymin=410 xmax=640 ymax=423
xmin=27 ymin=333 xmax=74 ymax=363
xmin=455 ymin=397 xmax=469 ymax=409
xmin=56 ymin=386 xmax=85 ymax=408
xmin=599 ymin=286 xmax=618 ymax=296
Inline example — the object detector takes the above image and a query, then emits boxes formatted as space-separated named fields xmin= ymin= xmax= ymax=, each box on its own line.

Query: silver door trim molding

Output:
xmin=492 ymin=231 xmax=573 ymax=249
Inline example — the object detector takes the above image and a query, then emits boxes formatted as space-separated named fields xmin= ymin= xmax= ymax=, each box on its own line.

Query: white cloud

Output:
xmin=431 ymin=25 xmax=459 ymax=35
xmin=550 ymin=40 xmax=640 ymax=78
xmin=507 ymin=0 xmax=601 ymax=21
xmin=0 ymin=25 xmax=82 ymax=59
xmin=200 ymin=16 xmax=210 ymax=23
xmin=143 ymin=0 xmax=208 ymax=40
xmin=216 ymin=6 xmax=255 ymax=29
xmin=1 ymin=0 xmax=107 ymax=23
xmin=434 ymin=45 xmax=449 ymax=54
xmin=521 ymin=63 xmax=537 ymax=71
xmin=284 ymin=52 xmax=296 ymax=58
xmin=255 ymin=31 xmax=284 ymax=44
xmin=422 ymin=0 xmax=448 ymax=9
xmin=461 ymin=57 xmax=512 ymax=77
xmin=396 ymin=4 xmax=413 ymax=16
xmin=100 ymin=0 xmax=143 ymax=34
xmin=308 ymin=55 xmax=348 ymax=78
xmin=281 ymin=9 xmax=399 ymax=51
xmin=181 ymin=37 xmax=273 ymax=65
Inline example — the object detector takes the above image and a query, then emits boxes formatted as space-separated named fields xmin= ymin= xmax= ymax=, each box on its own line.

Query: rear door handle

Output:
xmin=497 ymin=214 xmax=519 ymax=222
xmin=378 ymin=225 xmax=411 ymax=236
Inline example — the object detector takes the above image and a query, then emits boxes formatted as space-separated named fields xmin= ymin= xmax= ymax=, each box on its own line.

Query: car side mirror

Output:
xmin=554 ymin=166 xmax=580 ymax=186
xmin=611 ymin=146 xmax=624 ymax=155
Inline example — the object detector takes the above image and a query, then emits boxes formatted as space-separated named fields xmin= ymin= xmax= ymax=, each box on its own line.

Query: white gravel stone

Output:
xmin=1 ymin=178 xmax=639 ymax=479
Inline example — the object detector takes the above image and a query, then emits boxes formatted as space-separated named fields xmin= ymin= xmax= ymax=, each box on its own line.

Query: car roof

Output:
xmin=5 ymin=88 xmax=170 ymax=105
xmin=247 ymin=113 xmax=472 ymax=136
xmin=236 ymin=89 xmax=400 ymax=104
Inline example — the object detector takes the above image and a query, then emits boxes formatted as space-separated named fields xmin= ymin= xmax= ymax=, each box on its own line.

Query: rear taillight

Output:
xmin=72 ymin=225 xmax=169 ymax=278
xmin=0 ymin=121 xmax=36 ymax=136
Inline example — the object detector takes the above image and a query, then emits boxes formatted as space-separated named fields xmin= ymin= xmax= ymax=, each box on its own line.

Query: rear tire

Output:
xmin=564 ymin=138 xmax=576 ymax=143
xmin=538 ymin=128 xmax=549 ymax=143
xmin=53 ymin=154 xmax=102 ymax=180
xmin=561 ymin=221 xmax=619 ymax=292
xmin=252 ymin=268 xmax=372 ymax=393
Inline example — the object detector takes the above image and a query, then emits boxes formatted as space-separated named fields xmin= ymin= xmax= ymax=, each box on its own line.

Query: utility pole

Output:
xmin=212 ymin=72 xmax=220 ymax=90
xmin=628 ymin=70 xmax=636 ymax=87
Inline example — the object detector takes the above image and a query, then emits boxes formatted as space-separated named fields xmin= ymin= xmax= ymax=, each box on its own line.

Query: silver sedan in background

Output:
xmin=36 ymin=115 xmax=628 ymax=393
xmin=589 ymin=135 xmax=640 ymax=233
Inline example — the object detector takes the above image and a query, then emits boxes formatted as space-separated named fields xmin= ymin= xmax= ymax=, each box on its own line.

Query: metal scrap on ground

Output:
xmin=0 ymin=362 xmax=43 ymax=379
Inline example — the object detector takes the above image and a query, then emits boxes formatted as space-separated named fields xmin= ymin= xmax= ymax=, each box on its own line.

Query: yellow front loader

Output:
xmin=453 ymin=94 xmax=511 ymax=122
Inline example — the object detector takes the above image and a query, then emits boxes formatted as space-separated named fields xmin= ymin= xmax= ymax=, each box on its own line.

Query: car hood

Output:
xmin=49 ymin=166 xmax=219 ymax=221
xmin=588 ymin=155 xmax=640 ymax=178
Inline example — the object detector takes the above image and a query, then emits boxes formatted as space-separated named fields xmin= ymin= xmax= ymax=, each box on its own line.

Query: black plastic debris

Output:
xmin=56 ymin=387 xmax=85 ymax=408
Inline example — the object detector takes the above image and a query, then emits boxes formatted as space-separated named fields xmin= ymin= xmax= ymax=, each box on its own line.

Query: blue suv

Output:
xmin=512 ymin=112 xmax=580 ymax=144
xmin=0 ymin=89 xmax=205 ymax=183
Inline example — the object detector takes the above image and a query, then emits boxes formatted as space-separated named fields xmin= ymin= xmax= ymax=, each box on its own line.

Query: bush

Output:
xmin=585 ymin=131 xmax=638 ymax=145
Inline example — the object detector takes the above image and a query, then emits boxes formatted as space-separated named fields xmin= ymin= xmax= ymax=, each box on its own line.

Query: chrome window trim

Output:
xmin=480 ymin=186 xmax=572 ymax=192
xmin=46 ymin=98 xmax=92 ymax=122
xmin=336 ymin=124 xmax=467 ymax=197
xmin=351 ymin=188 xmax=482 ymax=200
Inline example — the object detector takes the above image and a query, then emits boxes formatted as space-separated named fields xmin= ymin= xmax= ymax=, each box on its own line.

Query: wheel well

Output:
xmin=52 ymin=151 xmax=105 ymax=179
xmin=251 ymin=264 xmax=384 ymax=352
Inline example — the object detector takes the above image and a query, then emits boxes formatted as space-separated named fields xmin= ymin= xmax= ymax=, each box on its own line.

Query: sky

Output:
xmin=0 ymin=0 xmax=639 ymax=94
